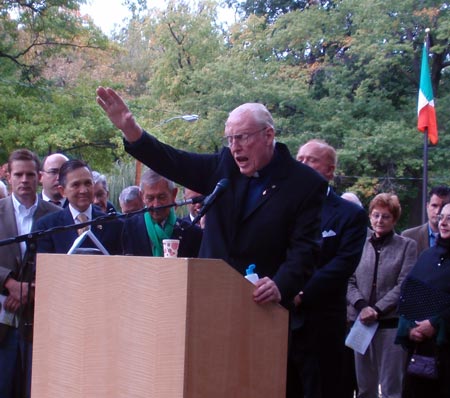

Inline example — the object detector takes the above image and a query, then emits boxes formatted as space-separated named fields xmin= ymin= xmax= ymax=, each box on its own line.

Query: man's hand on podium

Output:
xmin=252 ymin=277 xmax=281 ymax=304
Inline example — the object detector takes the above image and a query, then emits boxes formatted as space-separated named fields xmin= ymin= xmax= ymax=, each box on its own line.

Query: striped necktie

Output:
xmin=76 ymin=213 xmax=89 ymax=235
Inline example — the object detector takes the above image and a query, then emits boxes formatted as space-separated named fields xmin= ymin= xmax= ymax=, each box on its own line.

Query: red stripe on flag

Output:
xmin=418 ymin=104 xmax=438 ymax=145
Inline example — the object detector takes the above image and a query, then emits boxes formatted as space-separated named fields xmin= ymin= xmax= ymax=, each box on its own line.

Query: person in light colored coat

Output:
xmin=347 ymin=193 xmax=417 ymax=398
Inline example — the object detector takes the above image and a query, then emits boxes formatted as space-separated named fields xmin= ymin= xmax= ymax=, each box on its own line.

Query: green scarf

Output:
xmin=144 ymin=208 xmax=176 ymax=257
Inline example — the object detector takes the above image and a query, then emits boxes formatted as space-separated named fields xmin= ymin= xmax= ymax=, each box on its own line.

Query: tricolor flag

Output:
xmin=417 ymin=41 xmax=438 ymax=145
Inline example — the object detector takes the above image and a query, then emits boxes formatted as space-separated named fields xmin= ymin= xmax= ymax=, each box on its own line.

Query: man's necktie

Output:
xmin=76 ymin=213 xmax=89 ymax=235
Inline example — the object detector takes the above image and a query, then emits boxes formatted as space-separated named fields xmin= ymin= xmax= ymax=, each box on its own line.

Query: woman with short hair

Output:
xmin=347 ymin=193 xmax=417 ymax=398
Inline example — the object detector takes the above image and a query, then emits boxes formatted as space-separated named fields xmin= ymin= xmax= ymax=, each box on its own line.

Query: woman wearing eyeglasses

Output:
xmin=347 ymin=193 xmax=417 ymax=398
xmin=396 ymin=202 xmax=450 ymax=398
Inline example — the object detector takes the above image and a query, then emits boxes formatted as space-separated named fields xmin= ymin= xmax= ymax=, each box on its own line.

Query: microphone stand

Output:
xmin=0 ymin=195 xmax=205 ymax=250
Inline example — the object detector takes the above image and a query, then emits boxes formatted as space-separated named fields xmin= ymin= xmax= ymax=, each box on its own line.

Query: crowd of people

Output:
xmin=0 ymin=87 xmax=448 ymax=398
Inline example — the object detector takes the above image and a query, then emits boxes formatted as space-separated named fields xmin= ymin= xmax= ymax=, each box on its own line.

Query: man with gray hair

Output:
xmin=118 ymin=185 xmax=143 ymax=214
xmin=98 ymin=88 xmax=327 ymax=395
xmin=92 ymin=171 xmax=117 ymax=213
xmin=122 ymin=168 xmax=202 ymax=257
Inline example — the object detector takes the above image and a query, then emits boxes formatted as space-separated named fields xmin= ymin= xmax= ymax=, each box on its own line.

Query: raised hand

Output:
xmin=96 ymin=87 xmax=143 ymax=142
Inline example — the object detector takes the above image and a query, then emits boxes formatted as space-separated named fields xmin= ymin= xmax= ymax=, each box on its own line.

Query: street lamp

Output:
xmin=135 ymin=114 xmax=200 ymax=185
xmin=159 ymin=114 xmax=199 ymax=125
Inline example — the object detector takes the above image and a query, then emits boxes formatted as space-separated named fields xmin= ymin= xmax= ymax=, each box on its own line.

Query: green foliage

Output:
xmin=1 ymin=0 xmax=450 ymax=229
xmin=0 ymin=0 xmax=108 ymax=82
xmin=224 ymin=0 xmax=335 ymax=22
xmin=0 ymin=79 xmax=126 ymax=168
xmin=104 ymin=161 xmax=137 ymax=210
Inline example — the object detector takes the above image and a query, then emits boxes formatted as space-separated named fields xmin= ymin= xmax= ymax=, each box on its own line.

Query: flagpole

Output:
xmin=421 ymin=28 xmax=431 ymax=224
xmin=422 ymin=131 xmax=428 ymax=224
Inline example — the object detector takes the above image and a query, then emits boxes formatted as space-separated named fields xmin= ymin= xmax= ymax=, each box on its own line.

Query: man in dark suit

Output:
xmin=181 ymin=187 xmax=204 ymax=228
xmin=0 ymin=149 xmax=61 ymax=398
xmin=402 ymin=185 xmax=450 ymax=255
xmin=97 ymin=86 xmax=327 ymax=310
xmin=35 ymin=160 xmax=123 ymax=255
xmin=292 ymin=139 xmax=368 ymax=398
xmin=39 ymin=153 xmax=69 ymax=207
xmin=122 ymin=169 xmax=202 ymax=257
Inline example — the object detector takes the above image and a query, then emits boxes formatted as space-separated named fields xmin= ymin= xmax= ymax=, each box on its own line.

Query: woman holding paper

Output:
xmin=347 ymin=193 xmax=417 ymax=398
xmin=396 ymin=202 xmax=450 ymax=398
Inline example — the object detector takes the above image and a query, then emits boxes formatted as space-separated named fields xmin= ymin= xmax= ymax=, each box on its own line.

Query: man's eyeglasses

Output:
xmin=222 ymin=127 xmax=267 ymax=147
xmin=42 ymin=168 xmax=59 ymax=176
xmin=438 ymin=214 xmax=450 ymax=223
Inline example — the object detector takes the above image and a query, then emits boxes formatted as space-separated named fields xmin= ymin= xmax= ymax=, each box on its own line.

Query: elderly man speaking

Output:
xmin=96 ymin=86 xmax=327 ymax=308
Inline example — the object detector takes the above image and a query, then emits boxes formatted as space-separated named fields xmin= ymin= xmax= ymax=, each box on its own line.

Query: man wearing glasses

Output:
xmin=96 ymin=87 xmax=327 ymax=309
xmin=39 ymin=153 xmax=69 ymax=207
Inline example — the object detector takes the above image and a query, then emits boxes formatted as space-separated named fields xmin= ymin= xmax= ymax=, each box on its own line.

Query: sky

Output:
xmin=79 ymin=0 xmax=236 ymax=35
xmin=79 ymin=0 xmax=140 ymax=34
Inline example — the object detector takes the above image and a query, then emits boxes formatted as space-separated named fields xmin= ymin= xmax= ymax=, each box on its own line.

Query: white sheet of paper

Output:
xmin=0 ymin=294 xmax=18 ymax=327
xmin=345 ymin=318 xmax=379 ymax=355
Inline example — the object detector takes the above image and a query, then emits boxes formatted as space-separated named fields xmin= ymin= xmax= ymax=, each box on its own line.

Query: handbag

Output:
xmin=406 ymin=353 xmax=439 ymax=379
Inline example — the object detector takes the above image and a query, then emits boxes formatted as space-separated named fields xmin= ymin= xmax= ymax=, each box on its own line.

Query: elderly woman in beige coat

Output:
xmin=347 ymin=193 xmax=417 ymax=398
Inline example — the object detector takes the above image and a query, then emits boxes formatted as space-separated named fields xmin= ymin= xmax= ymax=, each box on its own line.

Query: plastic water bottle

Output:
xmin=244 ymin=263 xmax=259 ymax=285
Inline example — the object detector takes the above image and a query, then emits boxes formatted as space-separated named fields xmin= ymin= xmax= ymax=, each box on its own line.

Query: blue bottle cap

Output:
xmin=245 ymin=264 xmax=256 ymax=275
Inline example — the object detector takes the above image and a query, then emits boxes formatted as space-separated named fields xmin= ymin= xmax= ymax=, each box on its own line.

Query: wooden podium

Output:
xmin=32 ymin=255 xmax=288 ymax=397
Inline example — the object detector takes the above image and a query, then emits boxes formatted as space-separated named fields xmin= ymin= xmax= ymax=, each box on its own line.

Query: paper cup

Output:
xmin=162 ymin=239 xmax=180 ymax=258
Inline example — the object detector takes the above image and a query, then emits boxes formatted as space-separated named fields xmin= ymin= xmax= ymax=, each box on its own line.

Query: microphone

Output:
xmin=175 ymin=195 xmax=205 ymax=207
xmin=191 ymin=179 xmax=229 ymax=225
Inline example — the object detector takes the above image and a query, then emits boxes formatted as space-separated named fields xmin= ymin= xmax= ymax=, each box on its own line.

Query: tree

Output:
xmin=0 ymin=1 xmax=128 ymax=169
xmin=0 ymin=0 xmax=108 ymax=83
xmin=1 ymin=0 xmax=449 ymax=229
xmin=224 ymin=0 xmax=335 ymax=22
xmin=265 ymin=0 xmax=450 ymax=226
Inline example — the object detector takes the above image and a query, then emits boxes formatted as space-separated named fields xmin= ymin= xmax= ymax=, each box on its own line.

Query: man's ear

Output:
xmin=172 ymin=187 xmax=178 ymax=201
xmin=265 ymin=127 xmax=275 ymax=145
xmin=58 ymin=185 xmax=65 ymax=198
xmin=39 ymin=171 xmax=44 ymax=186
xmin=328 ymin=164 xmax=336 ymax=179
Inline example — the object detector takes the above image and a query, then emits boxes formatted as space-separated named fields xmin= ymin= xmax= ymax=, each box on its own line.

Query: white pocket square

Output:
xmin=322 ymin=230 xmax=337 ymax=238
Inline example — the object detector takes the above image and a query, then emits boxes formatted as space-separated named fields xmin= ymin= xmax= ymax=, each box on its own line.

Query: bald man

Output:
xmin=290 ymin=139 xmax=368 ymax=398
xmin=40 ymin=153 xmax=69 ymax=206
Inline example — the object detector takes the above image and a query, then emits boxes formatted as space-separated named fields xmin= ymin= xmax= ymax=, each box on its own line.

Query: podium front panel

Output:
xmin=32 ymin=254 xmax=189 ymax=398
